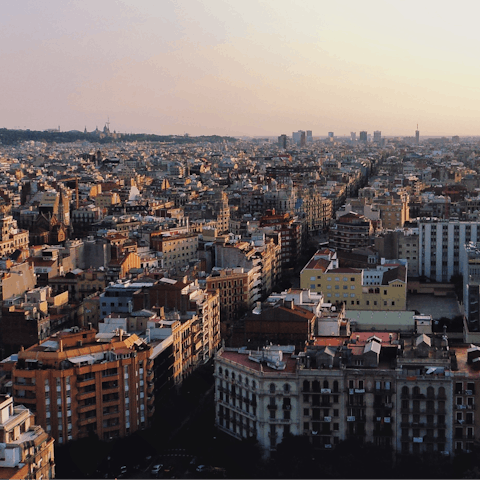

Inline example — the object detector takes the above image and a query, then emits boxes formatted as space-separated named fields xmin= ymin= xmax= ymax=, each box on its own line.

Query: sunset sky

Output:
xmin=2 ymin=0 xmax=480 ymax=137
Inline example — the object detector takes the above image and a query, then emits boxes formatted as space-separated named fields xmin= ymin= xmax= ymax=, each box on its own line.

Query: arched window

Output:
xmin=333 ymin=380 xmax=339 ymax=393
xmin=252 ymin=381 xmax=256 ymax=390
xmin=402 ymin=386 xmax=409 ymax=396
xmin=225 ymin=369 xmax=229 ymax=378
xmin=232 ymin=372 xmax=235 ymax=381
xmin=245 ymin=378 xmax=249 ymax=386
xmin=303 ymin=380 xmax=310 ymax=392
xmin=312 ymin=380 xmax=320 ymax=392
xmin=427 ymin=386 xmax=434 ymax=398
xmin=413 ymin=386 xmax=420 ymax=397
xmin=269 ymin=383 xmax=276 ymax=394
xmin=218 ymin=367 xmax=223 ymax=376
xmin=323 ymin=380 xmax=329 ymax=389
xmin=238 ymin=375 xmax=242 ymax=384
xmin=284 ymin=383 xmax=290 ymax=393
xmin=438 ymin=386 xmax=446 ymax=399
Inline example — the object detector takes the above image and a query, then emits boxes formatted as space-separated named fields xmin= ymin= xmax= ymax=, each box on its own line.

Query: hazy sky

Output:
xmin=2 ymin=0 xmax=480 ymax=137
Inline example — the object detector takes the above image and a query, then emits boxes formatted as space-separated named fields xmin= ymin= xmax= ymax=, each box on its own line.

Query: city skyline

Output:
xmin=3 ymin=0 xmax=480 ymax=137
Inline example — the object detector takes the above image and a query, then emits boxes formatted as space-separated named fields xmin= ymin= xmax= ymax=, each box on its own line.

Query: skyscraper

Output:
xmin=278 ymin=134 xmax=287 ymax=149
xmin=415 ymin=125 xmax=420 ymax=145
xmin=300 ymin=131 xmax=306 ymax=147
xmin=350 ymin=132 xmax=356 ymax=142
xmin=306 ymin=130 xmax=313 ymax=143
xmin=373 ymin=130 xmax=381 ymax=143
xmin=359 ymin=131 xmax=368 ymax=142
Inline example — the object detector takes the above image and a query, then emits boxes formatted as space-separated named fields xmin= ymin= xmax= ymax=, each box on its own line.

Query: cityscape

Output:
xmin=0 ymin=127 xmax=479 ymax=478
xmin=3 ymin=1 xmax=480 ymax=479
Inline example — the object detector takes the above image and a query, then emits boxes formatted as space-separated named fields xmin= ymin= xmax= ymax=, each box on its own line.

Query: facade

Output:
xmin=0 ymin=395 xmax=55 ymax=480
xmin=300 ymin=252 xmax=407 ymax=311
xmin=259 ymin=210 xmax=301 ymax=270
xmin=0 ymin=215 xmax=29 ymax=257
xmin=215 ymin=328 xmax=476 ymax=458
xmin=150 ymin=233 xmax=198 ymax=273
xmin=6 ymin=327 xmax=153 ymax=444
xmin=463 ymin=242 xmax=480 ymax=331
xmin=329 ymin=212 xmax=374 ymax=252
xmin=206 ymin=267 xmax=261 ymax=324
xmin=418 ymin=220 xmax=480 ymax=282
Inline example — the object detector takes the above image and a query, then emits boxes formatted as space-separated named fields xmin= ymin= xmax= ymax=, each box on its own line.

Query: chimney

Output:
xmin=119 ymin=329 xmax=123 ymax=342
xmin=59 ymin=339 xmax=63 ymax=352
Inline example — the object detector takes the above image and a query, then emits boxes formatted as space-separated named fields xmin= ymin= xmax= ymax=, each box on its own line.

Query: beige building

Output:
xmin=0 ymin=395 xmax=55 ymax=480
xmin=150 ymin=233 xmax=198 ymax=273
xmin=214 ymin=327 xmax=469 ymax=458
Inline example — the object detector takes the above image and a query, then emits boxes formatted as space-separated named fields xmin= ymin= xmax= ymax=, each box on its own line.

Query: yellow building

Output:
xmin=301 ymin=252 xmax=407 ymax=311
xmin=94 ymin=192 xmax=121 ymax=210
xmin=373 ymin=194 xmax=410 ymax=230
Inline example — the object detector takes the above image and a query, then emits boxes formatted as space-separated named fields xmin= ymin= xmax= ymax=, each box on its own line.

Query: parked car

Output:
xmin=151 ymin=464 xmax=163 ymax=477
xmin=196 ymin=465 xmax=209 ymax=473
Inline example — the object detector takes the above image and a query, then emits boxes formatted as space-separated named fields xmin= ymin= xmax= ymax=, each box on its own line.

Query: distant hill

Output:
xmin=0 ymin=128 xmax=238 ymax=146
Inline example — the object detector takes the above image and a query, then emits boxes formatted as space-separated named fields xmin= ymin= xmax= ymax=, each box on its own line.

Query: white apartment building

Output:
xmin=419 ymin=220 xmax=480 ymax=283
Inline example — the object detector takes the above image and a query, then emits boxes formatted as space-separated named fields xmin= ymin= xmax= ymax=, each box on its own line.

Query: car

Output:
xmin=196 ymin=465 xmax=209 ymax=473
xmin=151 ymin=464 xmax=163 ymax=477
xmin=119 ymin=466 xmax=128 ymax=477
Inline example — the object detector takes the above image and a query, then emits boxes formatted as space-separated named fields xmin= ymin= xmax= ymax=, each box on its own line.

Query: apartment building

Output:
xmin=0 ymin=395 xmax=55 ymax=480
xmin=300 ymin=252 xmax=407 ymax=311
xmin=372 ymin=194 xmax=410 ymax=230
xmin=215 ymin=327 xmax=476 ymax=458
xmin=6 ymin=327 xmax=153 ymax=444
xmin=418 ymin=220 xmax=480 ymax=283
xmin=150 ymin=233 xmax=198 ymax=273
xmin=329 ymin=212 xmax=374 ymax=252
xmin=259 ymin=210 xmax=301 ymax=270
xmin=0 ymin=215 xmax=29 ymax=257
xmin=206 ymin=267 xmax=261 ymax=324
xmin=215 ymin=235 xmax=280 ymax=297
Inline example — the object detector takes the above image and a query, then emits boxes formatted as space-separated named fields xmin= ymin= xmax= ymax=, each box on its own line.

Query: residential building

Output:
xmin=150 ymin=233 xmax=198 ymax=274
xmin=300 ymin=251 xmax=407 ymax=311
xmin=419 ymin=220 xmax=480 ymax=283
xmin=6 ymin=327 xmax=153 ymax=444
xmin=329 ymin=212 xmax=374 ymax=252
xmin=215 ymin=327 xmax=470 ymax=458
xmin=206 ymin=267 xmax=261 ymax=325
xmin=0 ymin=395 xmax=55 ymax=480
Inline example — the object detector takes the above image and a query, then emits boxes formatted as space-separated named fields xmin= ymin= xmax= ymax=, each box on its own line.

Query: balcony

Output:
xmin=78 ymin=416 xmax=97 ymax=427
xmin=77 ymin=403 xmax=96 ymax=414
xmin=77 ymin=391 xmax=96 ymax=401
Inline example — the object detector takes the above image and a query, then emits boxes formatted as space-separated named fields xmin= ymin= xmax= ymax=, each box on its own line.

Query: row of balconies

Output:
xmin=401 ymin=422 xmax=446 ymax=428
xmin=401 ymin=407 xmax=447 ymax=414
xmin=402 ymin=435 xmax=446 ymax=443
xmin=401 ymin=393 xmax=447 ymax=400
xmin=218 ymin=401 xmax=257 ymax=421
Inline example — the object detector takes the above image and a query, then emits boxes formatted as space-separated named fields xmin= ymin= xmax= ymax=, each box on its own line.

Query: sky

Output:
xmin=2 ymin=0 xmax=480 ymax=137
